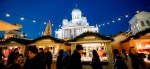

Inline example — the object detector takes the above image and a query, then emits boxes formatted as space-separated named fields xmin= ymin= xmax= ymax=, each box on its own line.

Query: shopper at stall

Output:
xmin=43 ymin=47 xmax=52 ymax=69
xmin=7 ymin=48 xmax=19 ymax=65
xmin=0 ymin=49 xmax=7 ymax=69
xmin=7 ymin=54 xmax=24 ymax=69
xmin=56 ymin=49 xmax=64 ymax=69
xmin=91 ymin=50 xmax=103 ymax=69
xmin=113 ymin=49 xmax=128 ymax=69
xmin=68 ymin=44 xmax=83 ymax=69
xmin=0 ymin=48 xmax=4 ymax=63
xmin=62 ymin=51 xmax=70 ymax=69
xmin=129 ymin=47 xmax=146 ymax=69
xmin=121 ymin=49 xmax=128 ymax=61
xmin=38 ymin=48 xmax=44 ymax=62
xmin=24 ymin=46 xmax=45 ymax=69
xmin=148 ymin=53 xmax=150 ymax=60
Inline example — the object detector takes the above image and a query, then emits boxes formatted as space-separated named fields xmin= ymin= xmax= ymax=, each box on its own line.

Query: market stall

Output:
xmin=68 ymin=32 xmax=114 ymax=69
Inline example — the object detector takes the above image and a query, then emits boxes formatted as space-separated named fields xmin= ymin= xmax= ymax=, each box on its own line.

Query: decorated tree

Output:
xmin=43 ymin=20 xmax=52 ymax=36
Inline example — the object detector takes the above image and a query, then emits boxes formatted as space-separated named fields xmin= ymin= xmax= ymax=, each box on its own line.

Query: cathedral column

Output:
xmin=71 ymin=28 xmax=74 ymax=39
xmin=62 ymin=29 xmax=64 ymax=39
xmin=64 ymin=29 xmax=66 ymax=39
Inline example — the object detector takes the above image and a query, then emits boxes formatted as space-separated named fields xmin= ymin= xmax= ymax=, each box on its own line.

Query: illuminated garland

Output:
xmin=0 ymin=9 xmax=140 ymax=34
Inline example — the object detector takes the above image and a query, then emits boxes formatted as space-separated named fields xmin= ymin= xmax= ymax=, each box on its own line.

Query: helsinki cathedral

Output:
xmin=55 ymin=6 xmax=99 ymax=39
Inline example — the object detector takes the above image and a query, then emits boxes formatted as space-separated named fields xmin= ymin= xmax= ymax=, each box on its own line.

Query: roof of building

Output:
xmin=68 ymin=31 xmax=113 ymax=42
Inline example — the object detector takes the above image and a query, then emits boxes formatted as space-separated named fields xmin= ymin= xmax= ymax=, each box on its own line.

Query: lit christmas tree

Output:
xmin=43 ymin=20 xmax=52 ymax=36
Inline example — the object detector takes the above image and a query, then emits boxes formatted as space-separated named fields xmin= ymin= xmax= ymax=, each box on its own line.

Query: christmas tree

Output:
xmin=43 ymin=20 xmax=52 ymax=36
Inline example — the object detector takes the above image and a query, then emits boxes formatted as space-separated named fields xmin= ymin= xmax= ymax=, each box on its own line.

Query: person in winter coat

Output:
xmin=38 ymin=48 xmax=44 ymax=62
xmin=62 ymin=51 xmax=70 ymax=69
xmin=24 ymin=46 xmax=45 ymax=69
xmin=56 ymin=49 xmax=64 ymax=69
xmin=7 ymin=48 xmax=19 ymax=65
xmin=8 ymin=54 xmax=24 ymax=69
xmin=68 ymin=44 xmax=83 ymax=69
xmin=91 ymin=50 xmax=103 ymax=69
xmin=43 ymin=47 xmax=52 ymax=69
xmin=129 ymin=47 xmax=146 ymax=69
xmin=113 ymin=49 xmax=128 ymax=69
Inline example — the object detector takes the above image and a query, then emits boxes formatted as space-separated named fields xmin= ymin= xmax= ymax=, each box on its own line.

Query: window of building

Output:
xmin=141 ymin=21 xmax=145 ymax=27
xmin=146 ymin=20 xmax=150 ymax=26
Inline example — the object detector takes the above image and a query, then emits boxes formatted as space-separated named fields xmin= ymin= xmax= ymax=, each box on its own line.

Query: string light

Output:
xmin=20 ymin=17 xmax=24 ymax=20
xmin=118 ymin=18 xmax=121 ymax=21
xmin=103 ymin=24 xmax=105 ymax=26
xmin=112 ymin=20 xmax=115 ymax=23
xmin=136 ymin=10 xmax=140 ymax=13
xmin=125 ymin=15 xmax=128 ymax=18
xmin=44 ymin=22 xmax=47 ymax=24
xmin=33 ymin=20 xmax=36 ymax=23
xmin=6 ymin=13 xmax=10 ymax=17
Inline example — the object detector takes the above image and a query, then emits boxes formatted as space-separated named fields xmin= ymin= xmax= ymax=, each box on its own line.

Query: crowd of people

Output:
xmin=113 ymin=47 xmax=150 ymax=69
xmin=1 ymin=44 xmax=150 ymax=69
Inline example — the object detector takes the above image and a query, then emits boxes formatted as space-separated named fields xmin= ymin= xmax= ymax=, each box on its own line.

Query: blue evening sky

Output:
xmin=0 ymin=0 xmax=150 ymax=39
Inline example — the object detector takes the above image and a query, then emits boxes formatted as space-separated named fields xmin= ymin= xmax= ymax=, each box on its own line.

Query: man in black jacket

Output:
xmin=69 ymin=44 xmax=83 ymax=69
xmin=24 ymin=46 xmax=45 ymax=69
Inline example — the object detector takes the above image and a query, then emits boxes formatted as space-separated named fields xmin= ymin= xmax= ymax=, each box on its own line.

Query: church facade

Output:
xmin=55 ymin=7 xmax=99 ymax=39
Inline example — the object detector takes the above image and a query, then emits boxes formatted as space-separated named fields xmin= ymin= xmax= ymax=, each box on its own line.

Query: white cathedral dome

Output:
xmin=72 ymin=8 xmax=81 ymax=13
xmin=71 ymin=7 xmax=82 ymax=20
xmin=72 ymin=7 xmax=82 ymax=16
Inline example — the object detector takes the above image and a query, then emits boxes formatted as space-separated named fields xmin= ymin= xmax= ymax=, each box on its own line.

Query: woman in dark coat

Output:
xmin=56 ymin=49 xmax=64 ymax=69
xmin=8 ymin=54 xmax=24 ymax=69
xmin=91 ymin=50 xmax=103 ymax=69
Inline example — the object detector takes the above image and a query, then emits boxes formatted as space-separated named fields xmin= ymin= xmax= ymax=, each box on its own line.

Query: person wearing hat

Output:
xmin=7 ymin=48 xmax=19 ymax=65
xmin=68 ymin=44 xmax=83 ymax=69
xmin=7 ymin=54 xmax=24 ymax=69
xmin=24 ymin=46 xmax=45 ymax=69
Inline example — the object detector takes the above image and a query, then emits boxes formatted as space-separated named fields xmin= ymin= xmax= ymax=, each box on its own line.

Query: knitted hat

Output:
xmin=29 ymin=46 xmax=38 ymax=54
xmin=76 ymin=44 xmax=83 ymax=50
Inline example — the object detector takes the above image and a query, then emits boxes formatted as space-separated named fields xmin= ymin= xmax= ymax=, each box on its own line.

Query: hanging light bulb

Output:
xmin=20 ymin=17 xmax=24 ymax=20
xmin=33 ymin=20 xmax=36 ymax=23
xmin=103 ymin=24 xmax=105 ymax=26
xmin=107 ymin=22 xmax=109 ymax=24
xmin=44 ymin=22 xmax=46 ymax=24
xmin=125 ymin=15 xmax=128 ymax=18
xmin=6 ymin=13 xmax=10 ymax=17
xmin=52 ymin=24 xmax=54 ymax=26
xmin=136 ymin=11 xmax=140 ymax=13
xmin=112 ymin=20 xmax=115 ymax=23
xmin=118 ymin=18 xmax=121 ymax=21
